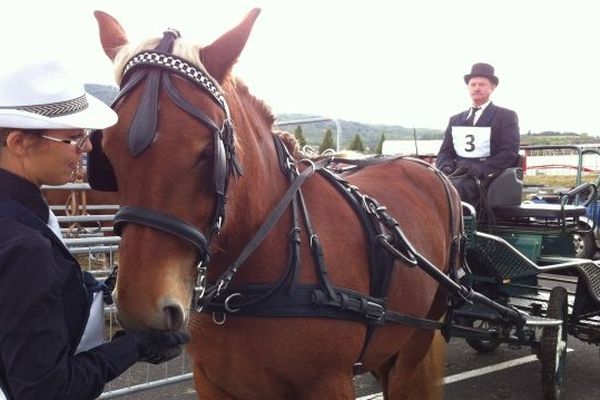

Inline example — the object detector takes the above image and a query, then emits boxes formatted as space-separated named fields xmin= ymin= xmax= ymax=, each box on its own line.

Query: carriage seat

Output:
xmin=485 ymin=167 xmax=523 ymax=208
xmin=485 ymin=166 xmax=586 ymax=220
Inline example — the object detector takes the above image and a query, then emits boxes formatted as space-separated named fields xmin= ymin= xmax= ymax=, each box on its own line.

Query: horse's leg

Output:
xmin=381 ymin=330 xmax=446 ymax=400
xmin=403 ymin=331 xmax=446 ymax=400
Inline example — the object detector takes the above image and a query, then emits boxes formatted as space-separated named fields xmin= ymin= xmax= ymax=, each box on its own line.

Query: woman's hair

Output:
xmin=0 ymin=128 xmax=45 ymax=147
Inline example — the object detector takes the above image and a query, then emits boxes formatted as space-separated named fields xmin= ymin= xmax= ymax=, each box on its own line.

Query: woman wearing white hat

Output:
xmin=0 ymin=58 xmax=188 ymax=400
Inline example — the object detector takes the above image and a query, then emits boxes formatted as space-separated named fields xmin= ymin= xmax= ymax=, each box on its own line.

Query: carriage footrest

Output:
xmin=469 ymin=233 xmax=539 ymax=279
xmin=538 ymin=257 xmax=600 ymax=304
xmin=574 ymin=262 xmax=600 ymax=303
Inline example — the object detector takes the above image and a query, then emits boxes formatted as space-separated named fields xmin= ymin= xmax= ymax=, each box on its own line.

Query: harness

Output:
xmin=87 ymin=30 xmax=526 ymax=372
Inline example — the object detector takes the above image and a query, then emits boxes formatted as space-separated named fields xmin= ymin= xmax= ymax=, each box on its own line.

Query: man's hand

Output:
xmin=463 ymin=164 xmax=484 ymax=178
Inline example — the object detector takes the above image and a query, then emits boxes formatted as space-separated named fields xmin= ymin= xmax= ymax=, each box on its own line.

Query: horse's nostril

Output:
xmin=163 ymin=304 xmax=184 ymax=331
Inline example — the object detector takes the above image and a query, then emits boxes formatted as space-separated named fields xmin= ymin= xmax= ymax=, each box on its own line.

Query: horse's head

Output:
xmin=93 ymin=9 xmax=268 ymax=332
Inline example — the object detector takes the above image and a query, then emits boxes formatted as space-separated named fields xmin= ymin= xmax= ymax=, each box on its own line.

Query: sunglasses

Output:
xmin=40 ymin=129 xmax=92 ymax=151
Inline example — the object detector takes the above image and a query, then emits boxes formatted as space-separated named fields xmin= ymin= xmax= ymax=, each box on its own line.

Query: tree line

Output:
xmin=293 ymin=124 xmax=600 ymax=156
xmin=294 ymin=125 xmax=386 ymax=155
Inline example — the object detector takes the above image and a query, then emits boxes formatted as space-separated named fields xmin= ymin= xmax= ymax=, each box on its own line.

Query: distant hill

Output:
xmin=85 ymin=83 xmax=118 ymax=106
xmin=275 ymin=113 xmax=443 ymax=150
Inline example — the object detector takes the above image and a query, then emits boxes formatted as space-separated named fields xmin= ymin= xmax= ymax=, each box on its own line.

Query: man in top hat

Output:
xmin=436 ymin=62 xmax=520 ymax=208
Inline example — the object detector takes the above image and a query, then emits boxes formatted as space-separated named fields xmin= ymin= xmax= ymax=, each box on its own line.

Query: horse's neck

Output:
xmin=222 ymin=135 xmax=291 ymax=235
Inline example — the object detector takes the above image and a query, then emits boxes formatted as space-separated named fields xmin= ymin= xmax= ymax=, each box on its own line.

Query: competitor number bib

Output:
xmin=451 ymin=126 xmax=491 ymax=158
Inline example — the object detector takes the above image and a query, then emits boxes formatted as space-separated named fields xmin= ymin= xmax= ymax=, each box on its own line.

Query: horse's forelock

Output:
xmin=113 ymin=37 xmax=205 ymax=85
xmin=112 ymin=37 xmax=275 ymax=126
xmin=111 ymin=35 xmax=278 ymax=163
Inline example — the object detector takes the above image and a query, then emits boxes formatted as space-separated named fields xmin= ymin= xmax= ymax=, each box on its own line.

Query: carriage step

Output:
xmin=521 ymin=313 xmax=563 ymax=327
xmin=508 ymin=292 xmax=576 ymax=311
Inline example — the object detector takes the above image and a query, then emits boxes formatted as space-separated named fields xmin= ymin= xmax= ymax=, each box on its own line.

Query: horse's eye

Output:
xmin=197 ymin=146 xmax=213 ymax=165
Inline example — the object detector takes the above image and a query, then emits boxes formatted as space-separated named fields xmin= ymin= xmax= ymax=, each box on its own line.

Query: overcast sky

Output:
xmin=5 ymin=0 xmax=600 ymax=135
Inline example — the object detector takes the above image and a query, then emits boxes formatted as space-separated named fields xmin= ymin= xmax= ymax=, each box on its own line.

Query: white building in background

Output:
xmin=382 ymin=140 xmax=443 ymax=156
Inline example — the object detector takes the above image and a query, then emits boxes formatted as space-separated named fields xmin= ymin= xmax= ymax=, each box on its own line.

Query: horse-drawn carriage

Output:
xmin=450 ymin=148 xmax=600 ymax=400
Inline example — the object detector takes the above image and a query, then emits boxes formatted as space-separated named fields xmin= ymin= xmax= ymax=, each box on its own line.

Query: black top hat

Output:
xmin=464 ymin=63 xmax=499 ymax=85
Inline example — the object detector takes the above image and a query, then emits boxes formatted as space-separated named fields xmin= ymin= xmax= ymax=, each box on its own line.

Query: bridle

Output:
xmin=110 ymin=30 xmax=243 ymax=308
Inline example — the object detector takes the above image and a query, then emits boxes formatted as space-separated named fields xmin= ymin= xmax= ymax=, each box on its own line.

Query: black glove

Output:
xmin=440 ymin=165 xmax=454 ymax=175
xmin=455 ymin=164 xmax=482 ymax=178
xmin=116 ymin=330 xmax=190 ymax=364
xmin=102 ymin=265 xmax=118 ymax=305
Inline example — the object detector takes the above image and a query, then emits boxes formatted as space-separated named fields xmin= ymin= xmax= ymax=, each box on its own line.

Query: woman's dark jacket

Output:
xmin=0 ymin=168 xmax=139 ymax=400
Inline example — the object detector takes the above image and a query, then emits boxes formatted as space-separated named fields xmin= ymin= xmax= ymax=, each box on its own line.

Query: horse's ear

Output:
xmin=202 ymin=8 xmax=261 ymax=82
xmin=94 ymin=10 xmax=129 ymax=61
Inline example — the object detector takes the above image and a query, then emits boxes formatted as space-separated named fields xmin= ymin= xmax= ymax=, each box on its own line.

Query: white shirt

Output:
xmin=466 ymin=100 xmax=491 ymax=126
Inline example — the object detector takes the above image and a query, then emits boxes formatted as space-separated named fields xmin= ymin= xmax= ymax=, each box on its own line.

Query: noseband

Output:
xmin=110 ymin=30 xmax=243 ymax=300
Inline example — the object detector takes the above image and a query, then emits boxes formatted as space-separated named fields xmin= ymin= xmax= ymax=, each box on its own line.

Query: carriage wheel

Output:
xmin=573 ymin=229 xmax=596 ymax=259
xmin=465 ymin=319 xmax=501 ymax=353
xmin=540 ymin=286 xmax=568 ymax=400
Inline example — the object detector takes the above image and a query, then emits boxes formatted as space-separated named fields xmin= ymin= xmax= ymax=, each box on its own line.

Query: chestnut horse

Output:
xmin=93 ymin=9 xmax=462 ymax=399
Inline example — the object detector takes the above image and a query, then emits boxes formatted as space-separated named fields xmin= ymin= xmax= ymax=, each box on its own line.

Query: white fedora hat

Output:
xmin=0 ymin=58 xmax=117 ymax=130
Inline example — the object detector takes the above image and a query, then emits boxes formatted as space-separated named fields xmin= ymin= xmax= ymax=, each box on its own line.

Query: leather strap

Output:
xmin=114 ymin=205 xmax=209 ymax=261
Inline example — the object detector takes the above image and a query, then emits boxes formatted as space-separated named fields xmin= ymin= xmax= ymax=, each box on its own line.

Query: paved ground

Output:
xmin=102 ymin=331 xmax=600 ymax=399
xmin=100 ymin=276 xmax=600 ymax=399
xmin=354 ymin=336 xmax=600 ymax=400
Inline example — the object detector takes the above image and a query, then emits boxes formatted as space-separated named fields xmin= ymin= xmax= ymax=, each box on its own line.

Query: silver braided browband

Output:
xmin=122 ymin=51 xmax=229 ymax=115
xmin=0 ymin=94 xmax=88 ymax=118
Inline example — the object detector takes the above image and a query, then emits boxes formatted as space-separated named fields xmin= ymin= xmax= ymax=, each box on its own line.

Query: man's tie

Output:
xmin=465 ymin=106 xmax=481 ymax=126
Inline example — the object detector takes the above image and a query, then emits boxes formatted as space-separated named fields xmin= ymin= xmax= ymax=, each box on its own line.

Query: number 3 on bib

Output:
xmin=451 ymin=126 xmax=491 ymax=158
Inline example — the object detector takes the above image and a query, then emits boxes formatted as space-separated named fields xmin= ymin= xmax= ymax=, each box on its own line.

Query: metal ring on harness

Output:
xmin=299 ymin=158 xmax=316 ymax=173
xmin=194 ymin=273 xmax=207 ymax=299
xmin=212 ymin=312 xmax=226 ymax=325
xmin=377 ymin=235 xmax=418 ymax=266
xmin=224 ymin=293 xmax=242 ymax=313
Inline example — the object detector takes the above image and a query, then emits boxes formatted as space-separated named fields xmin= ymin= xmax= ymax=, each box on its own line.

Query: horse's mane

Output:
xmin=273 ymin=131 xmax=302 ymax=159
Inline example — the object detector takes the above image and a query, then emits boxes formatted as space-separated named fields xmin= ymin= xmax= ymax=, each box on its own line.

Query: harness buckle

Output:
xmin=193 ymin=259 xmax=207 ymax=301
xmin=362 ymin=300 xmax=386 ymax=322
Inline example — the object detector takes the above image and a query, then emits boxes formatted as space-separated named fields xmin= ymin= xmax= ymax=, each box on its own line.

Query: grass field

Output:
xmin=524 ymin=174 xmax=600 ymax=189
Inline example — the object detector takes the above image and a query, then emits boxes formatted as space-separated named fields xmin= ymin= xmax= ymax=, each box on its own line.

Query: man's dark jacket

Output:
xmin=0 ymin=168 xmax=139 ymax=400
xmin=436 ymin=102 xmax=520 ymax=178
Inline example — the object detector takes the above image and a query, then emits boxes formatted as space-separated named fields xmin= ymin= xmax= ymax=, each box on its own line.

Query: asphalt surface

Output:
xmin=101 ymin=333 xmax=600 ymax=399
xmin=101 ymin=274 xmax=600 ymax=399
